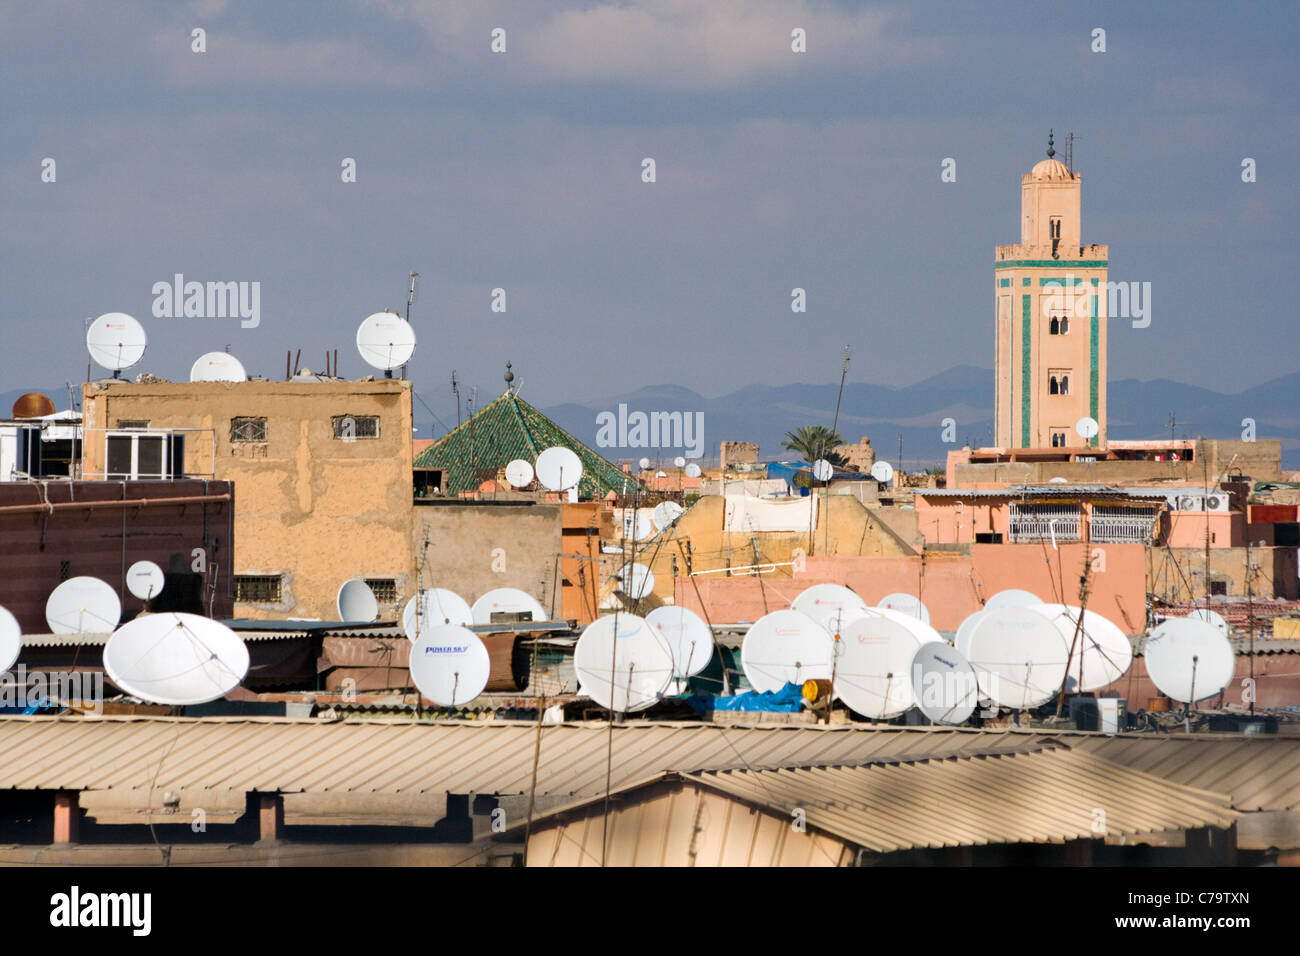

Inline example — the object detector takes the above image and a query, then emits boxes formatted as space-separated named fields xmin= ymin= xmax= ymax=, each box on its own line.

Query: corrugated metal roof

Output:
xmin=1068 ymin=735 xmax=1300 ymax=811
xmin=0 ymin=718 xmax=1056 ymax=797
xmin=682 ymin=750 xmax=1237 ymax=851
xmin=21 ymin=630 xmax=305 ymax=647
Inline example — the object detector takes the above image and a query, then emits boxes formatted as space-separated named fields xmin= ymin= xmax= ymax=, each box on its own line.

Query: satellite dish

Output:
xmin=126 ymin=561 xmax=165 ymax=601
xmin=684 ymin=463 xmax=702 ymax=479
xmin=812 ymin=459 xmax=833 ymax=481
xmin=617 ymin=562 xmax=655 ymax=599
xmin=535 ymin=446 xmax=583 ymax=491
xmin=911 ymin=641 xmax=980 ymax=725
xmin=985 ymin=588 xmax=1043 ymax=610
xmin=966 ymin=606 xmax=1069 ymax=709
xmin=1076 ymin=417 xmax=1100 ymax=440
xmin=673 ymin=456 xmax=687 ymax=468
xmin=505 ymin=459 xmax=535 ymax=489
xmin=103 ymin=612 xmax=249 ymax=705
xmin=337 ymin=578 xmax=379 ymax=623
xmin=870 ymin=461 xmax=894 ymax=483
xmin=638 ymin=457 xmax=651 ymax=470
xmin=86 ymin=313 xmax=147 ymax=376
xmin=574 ymin=612 xmax=675 ymax=712
xmin=1049 ymin=477 xmax=1069 ymax=484
xmin=1030 ymin=604 xmax=1132 ymax=692
xmin=833 ymin=615 xmax=921 ymax=719
xmin=790 ymin=584 xmax=870 ymax=634
xmin=622 ymin=509 xmax=655 ymax=541
xmin=1186 ymin=608 xmax=1229 ymax=638
xmin=189 ymin=351 xmax=248 ymax=383
xmin=740 ymin=609 xmax=835 ymax=693
xmin=356 ymin=312 xmax=416 ymax=372
xmin=872 ymin=605 xmax=945 ymax=647
xmin=471 ymin=587 xmax=547 ymax=625
xmin=651 ymin=500 xmax=684 ymax=531
xmin=645 ymin=606 xmax=713 ymax=679
xmin=45 ymin=576 xmax=121 ymax=634
xmin=0 ymin=605 xmax=20 ymax=673
xmin=409 ymin=625 xmax=491 ymax=707
xmin=953 ymin=609 xmax=988 ymax=658
xmin=877 ymin=593 xmax=930 ymax=624
xmin=1144 ymin=618 xmax=1235 ymax=704
xmin=403 ymin=588 xmax=473 ymax=640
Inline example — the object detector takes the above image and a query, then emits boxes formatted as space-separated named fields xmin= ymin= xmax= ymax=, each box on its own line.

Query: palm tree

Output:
xmin=781 ymin=425 xmax=846 ymax=467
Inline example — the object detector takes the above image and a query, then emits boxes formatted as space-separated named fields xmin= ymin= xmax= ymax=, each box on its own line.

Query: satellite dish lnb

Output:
xmin=190 ymin=351 xmax=248 ymax=383
xmin=86 ymin=313 xmax=147 ymax=378
xmin=356 ymin=312 xmax=416 ymax=377
xmin=1076 ymin=416 xmax=1100 ymax=440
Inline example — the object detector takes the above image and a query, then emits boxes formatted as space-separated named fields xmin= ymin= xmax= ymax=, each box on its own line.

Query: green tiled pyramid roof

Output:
xmin=414 ymin=390 xmax=633 ymax=499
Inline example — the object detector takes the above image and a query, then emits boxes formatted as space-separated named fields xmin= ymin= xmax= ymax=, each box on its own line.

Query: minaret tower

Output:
xmin=994 ymin=131 xmax=1108 ymax=449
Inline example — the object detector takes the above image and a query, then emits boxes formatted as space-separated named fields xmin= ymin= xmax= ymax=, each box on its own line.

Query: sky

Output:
xmin=2 ymin=0 xmax=1297 ymax=424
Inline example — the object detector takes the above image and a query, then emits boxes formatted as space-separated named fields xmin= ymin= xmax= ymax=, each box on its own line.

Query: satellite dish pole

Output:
xmin=831 ymin=345 xmax=851 ymax=437
xmin=451 ymin=371 xmax=461 ymax=427
xmin=401 ymin=271 xmax=419 ymax=379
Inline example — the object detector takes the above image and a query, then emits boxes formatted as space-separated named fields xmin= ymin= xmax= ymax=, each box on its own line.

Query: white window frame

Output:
xmin=105 ymin=431 xmax=176 ymax=479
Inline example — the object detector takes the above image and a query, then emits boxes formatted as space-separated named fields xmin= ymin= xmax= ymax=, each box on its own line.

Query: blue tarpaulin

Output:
xmin=688 ymin=681 xmax=806 ymax=713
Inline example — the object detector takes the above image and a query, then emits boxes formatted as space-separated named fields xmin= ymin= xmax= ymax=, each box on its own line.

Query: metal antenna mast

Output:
xmin=401 ymin=271 xmax=419 ymax=379
xmin=831 ymin=345 xmax=851 ymax=437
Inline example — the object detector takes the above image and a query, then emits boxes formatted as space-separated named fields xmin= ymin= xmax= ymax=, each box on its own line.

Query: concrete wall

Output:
xmin=1148 ymin=546 xmax=1299 ymax=602
xmin=82 ymin=379 xmax=414 ymax=620
xmin=677 ymin=542 xmax=1148 ymax=633
xmin=411 ymin=502 xmax=564 ymax=616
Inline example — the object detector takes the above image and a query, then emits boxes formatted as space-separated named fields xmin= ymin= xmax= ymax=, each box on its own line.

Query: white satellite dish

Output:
xmin=684 ymin=463 xmax=702 ymax=479
xmin=872 ymin=605 xmax=945 ymax=647
xmin=673 ymin=456 xmax=687 ymax=468
xmin=741 ymin=609 xmax=835 ymax=693
xmin=812 ymin=459 xmax=833 ymax=481
xmin=1144 ymin=618 xmax=1235 ymax=704
xmin=126 ymin=560 xmax=165 ymax=601
xmin=985 ymin=588 xmax=1043 ymax=610
xmin=535 ymin=446 xmax=583 ymax=492
xmin=504 ymin=459 xmax=534 ymax=489
xmin=651 ymin=500 xmax=684 ymax=531
xmin=409 ymin=624 xmax=491 ymax=707
xmin=877 ymin=592 xmax=930 ymax=624
xmin=471 ymin=587 xmax=547 ymax=625
xmin=189 ymin=351 xmax=248 ymax=383
xmin=966 ymin=606 xmax=1069 ymax=709
xmin=402 ymin=588 xmax=473 ymax=640
xmin=0 ymin=605 xmax=20 ymax=673
xmin=356 ymin=312 xmax=416 ymax=372
xmin=1186 ymin=608 xmax=1229 ymax=639
xmin=1076 ymin=416 xmax=1100 ymax=440
xmin=790 ymin=583 xmax=870 ymax=634
xmin=622 ymin=509 xmax=655 ymax=541
xmin=911 ymin=641 xmax=980 ymax=725
xmin=86 ymin=313 xmax=147 ymax=377
xmin=833 ymin=615 xmax=921 ymax=719
xmin=871 ymin=461 xmax=894 ymax=483
xmin=45 ymin=576 xmax=121 ymax=634
xmin=645 ymin=606 xmax=713 ymax=679
xmin=1030 ymin=604 xmax=1132 ymax=692
xmin=337 ymin=578 xmax=379 ymax=623
xmin=1049 ymin=477 xmax=1069 ymax=484
xmin=953 ymin=609 xmax=987 ymax=658
xmin=103 ymin=612 xmax=249 ymax=705
xmin=617 ymin=562 xmax=655 ymax=599
xmin=574 ymin=612 xmax=675 ymax=712
xmin=638 ymin=457 xmax=651 ymax=470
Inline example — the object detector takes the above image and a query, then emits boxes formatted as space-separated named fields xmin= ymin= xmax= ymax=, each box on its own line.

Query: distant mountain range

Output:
xmin=7 ymin=368 xmax=1298 ymax=471
xmin=542 ymin=366 xmax=1300 ymax=470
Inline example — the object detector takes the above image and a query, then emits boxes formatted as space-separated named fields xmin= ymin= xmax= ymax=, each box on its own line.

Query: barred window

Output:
xmin=333 ymin=415 xmax=380 ymax=440
xmin=231 ymin=417 xmax=267 ymax=443
xmin=365 ymin=578 xmax=398 ymax=603
xmin=234 ymin=574 xmax=282 ymax=603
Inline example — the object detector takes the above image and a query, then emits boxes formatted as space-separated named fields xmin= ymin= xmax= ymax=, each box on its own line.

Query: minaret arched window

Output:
xmin=1059 ymin=315 xmax=1069 ymax=335
xmin=1060 ymin=375 xmax=1070 ymax=395
xmin=1050 ymin=317 xmax=1059 ymax=335
xmin=1049 ymin=376 xmax=1059 ymax=395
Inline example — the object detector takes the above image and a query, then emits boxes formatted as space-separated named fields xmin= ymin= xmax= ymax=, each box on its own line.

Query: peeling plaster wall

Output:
xmin=82 ymin=379 xmax=414 ymax=620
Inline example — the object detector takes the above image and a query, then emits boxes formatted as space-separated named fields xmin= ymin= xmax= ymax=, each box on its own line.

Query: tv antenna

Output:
xmin=401 ymin=271 xmax=419 ymax=378
xmin=1065 ymin=131 xmax=1076 ymax=172
xmin=831 ymin=345 xmax=851 ymax=437
xmin=451 ymin=371 xmax=461 ymax=427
